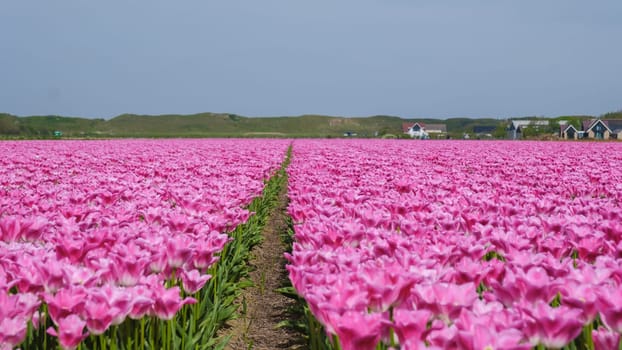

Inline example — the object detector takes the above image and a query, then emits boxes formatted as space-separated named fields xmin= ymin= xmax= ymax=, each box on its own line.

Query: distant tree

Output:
xmin=378 ymin=127 xmax=390 ymax=137
xmin=0 ymin=118 xmax=19 ymax=135
xmin=602 ymin=110 xmax=622 ymax=119
xmin=521 ymin=125 xmax=538 ymax=138
xmin=492 ymin=123 xmax=507 ymax=139
xmin=547 ymin=120 xmax=561 ymax=134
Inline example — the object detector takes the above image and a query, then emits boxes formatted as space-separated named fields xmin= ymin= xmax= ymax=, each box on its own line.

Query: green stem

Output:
xmin=389 ymin=306 xmax=396 ymax=348
xmin=170 ymin=268 xmax=177 ymax=288
xmin=584 ymin=322 xmax=594 ymax=350
xmin=333 ymin=334 xmax=342 ymax=350
xmin=43 ymin=304 xmax=48 ymax=350
xmin=151 ymin=318 xmax=156 ymax=349
xmin=26 ymin=319 xmax=33 ymax=349
xmin=193 ymin=296 xmax=199 ymax=334
xmin=131 ymin=320 xmax=137 ymax=350
xmin=165 ymin=320 xmax=170 ymax=350
xmin=569 ymin=340 xmax=578 ymax=350
xmin=170 ymin=318 xmax=174 ymax=350
xmin=111 ymin=326 xmax=117 ymax=350
xmin=140 ymin=318 xmax=145 ymax=350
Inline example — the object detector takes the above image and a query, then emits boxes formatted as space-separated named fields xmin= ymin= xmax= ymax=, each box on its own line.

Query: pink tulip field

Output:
xmin=286 ymin=140 xmax=622 ymax=350
xmin=0 ymin=139 xmax=289 ymax=349
xmin=3 ymin=138 xmax=622 ymax=350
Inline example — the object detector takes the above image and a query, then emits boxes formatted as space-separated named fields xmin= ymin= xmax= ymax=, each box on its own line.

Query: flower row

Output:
xmin=286 ymin=140 xmax=622 ymax=350
xmin=0 ymin=139 xmax=289 ymax=348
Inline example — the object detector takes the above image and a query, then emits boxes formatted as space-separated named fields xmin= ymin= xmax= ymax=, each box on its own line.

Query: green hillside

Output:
xmin=0 ymin=111 xmax=606 ymax=139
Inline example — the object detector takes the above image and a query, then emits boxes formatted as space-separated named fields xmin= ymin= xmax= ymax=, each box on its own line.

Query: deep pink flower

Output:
xmin=191 ymin=233 xmax=229 ymax=270
xmin=413 ymin=282 xmax=478 ymax=321
xmin=521 ymin=301 xmax=584 ymax=348
xmin=148 ymin=251 xmax=168 ymax=274
xmin=360 ymin=262 xmax=417 ymax=311
xmin=44 ymin=287 xmax=87 ymax=324
xmin=167 ymin=213 xmax=191 ymax=233
xmin=128 ymin=284 xmax=155 ymax=320
xmin=181 ymin=270 xmax=211 ymax=294
xmin=559 ymin=283 xmax=599 ymax=322
xmin=426 ymin=322 xmax=458 ymax=349
xmin=456 ymin=325 xmax=530 ymax=350
xmin=392 ymin=308 xmax=431 ymax=344
xmin=165 ymin=235 xmax=193 ymax=269
xmin=330 ymin=311 xmax=384 ymax=350
xmin=84 ymin=301 xmax=114 ymax=335
xmin=0 ymin=316 xmax=28 ymax=347
xmin=320 ymin=277 xmax=370 ymax=314
xmin=35 ymin=258 xmax=67 ymax=293
xmin=110 ymin=255 xmax=147 ymax=287
xmin=47 ymin=315 xmax=89 ymax=350
xmin=153 ymin=286 xmax=196 ymax=320
xmin=0 ymin=216 xmax=21 ymax=242
xmin=21 ymin=215 xmax=48 ymax=241
xmin=592 ymin=328 xmax=621 ymax=350
xmin=596 ymin=286 xmax=622 ymax=332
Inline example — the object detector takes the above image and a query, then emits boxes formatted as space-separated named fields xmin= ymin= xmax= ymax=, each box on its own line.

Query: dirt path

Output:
xmin=223 ymin=185 xmax=306 ymax=350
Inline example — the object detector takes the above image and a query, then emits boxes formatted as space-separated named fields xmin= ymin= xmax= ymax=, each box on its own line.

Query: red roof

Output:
xmin=583 ymin=119 xmax=611 ymax=132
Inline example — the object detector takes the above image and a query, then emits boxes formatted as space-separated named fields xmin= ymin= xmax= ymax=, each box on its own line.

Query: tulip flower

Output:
xmin=596 ymin=286 xmax=622 ymax=332
xmin=0 ymin=316 xmax=28 ymax=348
xmin=181 ymin=269 xmax=212 ymax=294
xmin=392 ymin=308 xmax=431 ymax=344
xmin=330 ymin=311 xmax=384 ymax=350
xmin=47 ymin=315 xmax=89 ymax=350
xmin=592 ymin=328 xmax=621 ymax=350
xmin=153 ymin=286 xmax=197 ymax=320
xmin=521 ymin=301 xmax=585 ymax=348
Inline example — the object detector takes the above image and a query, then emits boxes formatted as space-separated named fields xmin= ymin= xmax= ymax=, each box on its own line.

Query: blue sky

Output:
xmin=1 ymin=1 xmax=620 ymax=119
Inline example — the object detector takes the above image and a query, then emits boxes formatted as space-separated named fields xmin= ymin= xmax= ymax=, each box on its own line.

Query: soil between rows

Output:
xmin=223 ymin=183 xmax=306 ymax=350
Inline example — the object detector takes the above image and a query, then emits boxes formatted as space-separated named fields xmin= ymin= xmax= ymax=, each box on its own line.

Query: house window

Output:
xmin=595 ymin=124 xmax=604 ymax=139
xmin=412 ymin=125 xmax=420 ymax=132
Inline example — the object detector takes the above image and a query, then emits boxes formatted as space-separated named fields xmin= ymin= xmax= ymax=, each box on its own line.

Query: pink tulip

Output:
xmin=110 ymin=255 xmax=147 ymax=287
xmin=35 ymin=258 xmax=67 ymax=293
xmin=360 ymin=262 xmax=417 ymax=311
xmin=559 ymin=283 xmax=599 ymax=322
xmin=392 ymin=308 xmax=431 ymax=344
xmin=181 ymin=270 xmax=211 ymax=294
xmin=165 ymin=235 xmax=193 ymax=269
xmin=128 ymin=285 xmax=154 ymax=320
xmin=0 ymin=216 xmax=21 ymax=242
xmin=0 ymin=316 xmax=28 ymax=347
xmin=191 ymin=232 xmax=229 ymax=270
xmin=84 ymin=301 xmax=114 ymax=335
xmin=521 ymin=301 xmax=585 ymax=348
xmin=426 ymin=323 xmax=458 ymax=349
xmin=153 ymin=286 xmax=196 ymax=320
xmin=597 ymin=286 xmax=622 ymax=332
xmin=44 ymin=287 xmax=87 ymax=324
xmin=592 ymin=328 xmax=621 ymax=350
xmin=47 ymin=315 xmax=89 ymax=350
xmin=456 ymin=325 xmax=530 ymax=350
xmin=413 ymin=282 xmax=478 ymax=321
xmin=330 ymin=311 xmax=384 ymax=350
xmin=320 ymin=277 xmax=370 ymax=314
xmin=20 ymin=216 xmax=48 ymax=241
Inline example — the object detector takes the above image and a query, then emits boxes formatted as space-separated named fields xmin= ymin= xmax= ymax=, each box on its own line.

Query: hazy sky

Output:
xmin=1 ymin=1 xmax=620 ymax=119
